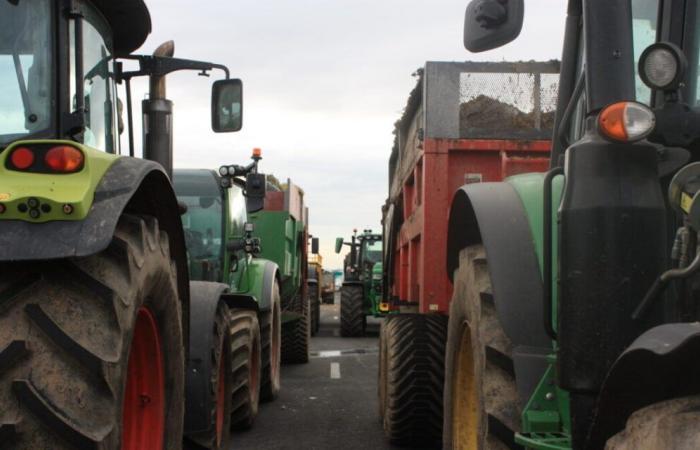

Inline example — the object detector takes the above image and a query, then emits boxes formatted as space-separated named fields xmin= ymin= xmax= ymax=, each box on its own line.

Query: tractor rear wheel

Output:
xmin=381 ymin=314 xmax=447 ymax=448
xmin=340 ymin=284 xmax=365 ymax=337
xmin=228 ymin=309 xmax=261 ymax=430
xmin=605 ymin=396 xmax=700 ymax=450
xmin=281 ymin=294 xmax=310 ymax=364
xmin=185 ymin=302 xmax=234 ymax=450
xmin=260 ymin=280 xmax=282 ymax=402
xmin=442 ymin=245 xmax=521 ymax=450
xmin=0 ymin=214 xmax=184 ymax=450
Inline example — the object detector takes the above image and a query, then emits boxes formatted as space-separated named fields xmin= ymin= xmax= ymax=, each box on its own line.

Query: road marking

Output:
xmin=311 ymin=348 xmax=379 ymax=358
xmin=330 ymin=362 xmax=341 ymax=379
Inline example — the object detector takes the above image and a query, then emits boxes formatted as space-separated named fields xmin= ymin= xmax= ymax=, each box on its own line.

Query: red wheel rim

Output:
xmin=122 ymin=307 xmax=165 ymax=450
xmin=215 ymin=349 xmax=226 ymax=446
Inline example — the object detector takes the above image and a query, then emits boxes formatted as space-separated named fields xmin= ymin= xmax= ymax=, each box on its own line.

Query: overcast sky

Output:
xmin=126 ymin=0 xmax=567 ymax=269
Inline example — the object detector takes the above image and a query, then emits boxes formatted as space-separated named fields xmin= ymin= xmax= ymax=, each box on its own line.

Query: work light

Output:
xmin=639 ymin=42 xmax=686 ymax=91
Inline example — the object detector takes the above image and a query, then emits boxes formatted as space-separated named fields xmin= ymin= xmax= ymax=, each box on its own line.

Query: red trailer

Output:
xmin=379 ymin=61 xmax=559 ymax=446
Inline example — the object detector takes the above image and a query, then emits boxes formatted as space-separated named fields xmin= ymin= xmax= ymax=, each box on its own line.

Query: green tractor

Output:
xmin=0 ymin=1 xmax=260 ymax=449
xmin=443 ymin=1 xmax=700 ymax=449
xmin=335 ymin=229 xmax=387 ymax=337
xmin=173 ymin=150 xmax=284 ymax=424
xmin=248 ymin=178 xmax=317 ymax=364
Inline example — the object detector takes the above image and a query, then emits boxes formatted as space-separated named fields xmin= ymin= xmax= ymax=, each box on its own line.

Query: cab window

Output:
xmin=69 ymin=5 xmax=119 ymax=153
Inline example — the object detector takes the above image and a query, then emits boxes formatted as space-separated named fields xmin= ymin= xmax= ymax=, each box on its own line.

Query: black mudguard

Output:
xmin=0 ymin=157 xmax=191 ymax=339
xmin=446 ymin=182 xmax=551 ymax=403
xmin=587 ymin=322 xmax=700 ymax=449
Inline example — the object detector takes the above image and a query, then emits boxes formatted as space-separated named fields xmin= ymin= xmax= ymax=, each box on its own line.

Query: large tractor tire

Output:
xmin=381 ymin=314 xmax=448 ymax=448
xmin=340 ymin=284 xmax=365 ymax=337
xmin=309 ymin=283 xmax=321 ymax=336
xmin=281 ymin=294 xmax=310 ymax=364
xmin=229 ymin=309 xmax=262 ymax=430
xmin=185 ymin=302 xmax=234 ymax=450
xmin=442 ymin=245 xmax=521 ymax=450
xmin=259 ymin=280 xmax=282 ymax=402
xmin=605 ymin=396 xmax=700 ymax=450
xmin=0 ymin=214 xmax=185 ymax=450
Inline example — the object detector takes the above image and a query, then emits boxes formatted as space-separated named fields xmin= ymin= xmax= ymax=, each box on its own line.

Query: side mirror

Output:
xmin=212 ymin=79 xmax=243 ymax=132
xmin=245 ymin=173 xmax=266 ymax=213
xmin=335 ymin=237 xmax=344 ymax=254
xmin=311 ymin=237 xmax=320 ymax=255
xmin=463 ymin=0 xmax=523 ymax=52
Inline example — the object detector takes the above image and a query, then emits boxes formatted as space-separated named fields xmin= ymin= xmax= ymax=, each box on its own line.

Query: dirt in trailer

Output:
xmin=459 ymin=95 xmax=555 ymax=136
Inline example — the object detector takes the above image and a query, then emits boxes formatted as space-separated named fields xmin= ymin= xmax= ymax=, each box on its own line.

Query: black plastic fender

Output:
xmin=586 ymin=322 xmax=700 ymax=449
xmin=446 ymin=182 xmax=551 ymax=403
xmin=0 ymin=157 xmax=191 ymax=339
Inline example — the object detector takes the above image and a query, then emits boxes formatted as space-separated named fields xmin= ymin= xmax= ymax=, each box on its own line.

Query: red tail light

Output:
xmin=45 ymin=146 xmax=84 ymax=173
xmin=10 ymin=147 xmax=35 ymax=170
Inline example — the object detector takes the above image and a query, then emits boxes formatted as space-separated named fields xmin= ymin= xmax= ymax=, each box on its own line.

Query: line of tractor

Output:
xmin=4 ymin=0 xmax=700 ymax=449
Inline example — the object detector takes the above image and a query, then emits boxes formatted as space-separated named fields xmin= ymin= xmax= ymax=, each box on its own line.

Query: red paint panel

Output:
xmin=391 ymin=138 xmax=551 ymax=314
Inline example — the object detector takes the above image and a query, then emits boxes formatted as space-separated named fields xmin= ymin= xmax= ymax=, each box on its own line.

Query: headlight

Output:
xmin=639 ymin=42 xmax=686 ymax=91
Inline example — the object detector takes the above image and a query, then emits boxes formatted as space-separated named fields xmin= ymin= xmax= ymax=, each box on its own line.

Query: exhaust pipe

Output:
xmin=143 ymin=41 xmax=175 ymax=178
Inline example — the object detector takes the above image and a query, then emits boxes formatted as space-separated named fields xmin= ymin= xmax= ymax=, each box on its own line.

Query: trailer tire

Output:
xmin=259 ymin=281 xmax=282 ymax=402
xmin=0 ymin=214 xmax=184 ymax=450
xmin=309 ymin=283 xmax=320 ymax=336
xmin=281 ymin=295 xmax=310 ymax=364
xmin=229 ymin=309 xmax=261 ymax=430
xmin=382 ymin=313 xmax=447 ymax=448
xmin=378 ymin=318 xmax=389 ymax=420
xmin=605 ymin=396 xmax=700 ymax=450
xmin=340 ymin=284 xmax=365 ymax=337
xmin=442 ymin=245 xmax=521 ymax=450
xmin=185 ymin=302 xmax=234 ymax=450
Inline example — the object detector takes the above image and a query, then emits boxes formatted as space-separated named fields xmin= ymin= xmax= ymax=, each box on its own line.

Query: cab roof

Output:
xmin=92 ymin=0 xmax=152 ymax=56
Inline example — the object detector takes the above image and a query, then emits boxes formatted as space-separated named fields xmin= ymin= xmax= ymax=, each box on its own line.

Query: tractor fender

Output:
xmin=185 ymin=281 xmax=230 ymax=434
xmin=0 ymin=157 xmax=190 ymax=339
xmin=240 ymin=258 xmax=280 ymax=312
xmin=446 ymin=180 xmax=551 ymax=402
xmin=587 ymin=322 xmax=700 ymax=449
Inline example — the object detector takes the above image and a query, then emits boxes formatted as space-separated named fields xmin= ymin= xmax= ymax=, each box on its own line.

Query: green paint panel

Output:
xmin=0 ymin=140 xmax=117 ymax=222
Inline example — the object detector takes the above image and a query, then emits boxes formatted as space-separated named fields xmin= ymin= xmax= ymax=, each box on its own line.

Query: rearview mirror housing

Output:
xmin=212 ymin=79 xmax=243 ymax=132
xmin=335 ymin=238 xmax=343 ymax=254
xmin=245 ymin=173 xmax=266 ymax=213
xmin=463 ymin=0 xmax=523 ymax=52
xmin=311 ymin=237 xmax=320 ymax=255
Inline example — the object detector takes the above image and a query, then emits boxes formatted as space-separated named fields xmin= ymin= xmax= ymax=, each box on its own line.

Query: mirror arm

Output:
xmin=116 ymin=55 xmax=230 ymax=82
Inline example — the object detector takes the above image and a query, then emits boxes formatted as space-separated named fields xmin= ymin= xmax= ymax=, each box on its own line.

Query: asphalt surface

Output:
xmin=233 ymin=294 xmax=397 ymax=450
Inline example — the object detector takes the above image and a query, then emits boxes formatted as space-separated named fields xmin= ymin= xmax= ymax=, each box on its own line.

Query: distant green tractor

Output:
xmin=335 ymin=229 xmax=387 ymax=337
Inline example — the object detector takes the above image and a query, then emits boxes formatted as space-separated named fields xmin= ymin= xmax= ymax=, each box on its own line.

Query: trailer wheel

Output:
xmin=378 ymin=317 xmax=389 ymax=420
xmin=605 ymin=396 xmax=700 ymax=450
xmin=309 ymin=283 xmax=320 ymax=336
xmin=382 ymin=314 xmax=448 ymax=448
xmin=228 ymin=309 xmax=262 ymax=430
xmin=281 ymin=294 xmax=310 ymax=364
xmin=442 ymin=245 xmax=521 ymax=450
xmin=340 ymin=284 xmax=365 ymax=337
xmin=0 ymin=214 xmax=184 ymax=450
xmin=260 ymin=280 xmax=282 ymax=402
xmin=184 ymin=301 xmax=235 ymax=450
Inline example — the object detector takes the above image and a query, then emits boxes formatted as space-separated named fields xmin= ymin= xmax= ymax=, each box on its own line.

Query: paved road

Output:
xmin=234 ymin=297 xmax=397 ymax=450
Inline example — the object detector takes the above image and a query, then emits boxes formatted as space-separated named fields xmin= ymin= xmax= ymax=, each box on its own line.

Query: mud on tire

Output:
xmin=259 ymin=280 xmax=282 ymax=402
xmin=281 ymin=294 xmax=310 ymax=364
xmin=381 ymin=314 xmax=447 ymax=448
xmin=228 ymin=309 xmax=262 ymax=430
xmin=309 ymin=283 xmax=320 ymax=336
xmin=340 ymin=284 xmax=365 ymax=337
xmin=442 ymin=245 xmax=521 ymax=450
xmin=0 ymin=214 xmax=185 ymax=450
